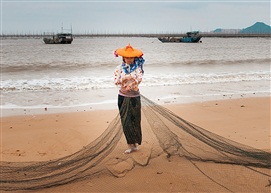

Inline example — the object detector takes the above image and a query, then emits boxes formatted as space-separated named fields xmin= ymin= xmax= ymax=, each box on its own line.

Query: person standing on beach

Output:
xmin=113 ymin=43 xmax=145 ymax=154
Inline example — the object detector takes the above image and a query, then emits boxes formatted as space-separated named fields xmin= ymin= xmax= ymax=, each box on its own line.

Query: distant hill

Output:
xmin=239 ymin=22 xmax=271 ymax=34
xmin=212 ymin=22 xmax=271 ymax=34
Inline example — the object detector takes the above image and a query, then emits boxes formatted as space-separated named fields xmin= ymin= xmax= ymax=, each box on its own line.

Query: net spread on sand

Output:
xmin=1 ymin=95 xmax=270 ymax=191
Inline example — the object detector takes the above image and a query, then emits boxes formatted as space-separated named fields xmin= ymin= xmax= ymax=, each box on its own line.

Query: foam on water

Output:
xmin=1 ymin=70 xmax=270 ymax=92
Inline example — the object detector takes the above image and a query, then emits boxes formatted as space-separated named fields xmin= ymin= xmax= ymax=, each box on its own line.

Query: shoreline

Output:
xmin=2 ymin=33 xmax=271 ymax=39
xmin=1 ymin=84 xmax=269 ymax=117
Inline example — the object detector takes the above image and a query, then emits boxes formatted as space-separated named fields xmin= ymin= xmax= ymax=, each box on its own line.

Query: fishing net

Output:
xmin=0 ymin=95 xmax=270 ymax=191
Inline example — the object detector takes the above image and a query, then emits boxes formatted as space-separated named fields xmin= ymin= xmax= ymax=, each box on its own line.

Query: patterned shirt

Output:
xmin=114 ymin=62 xmax=143 ymax=97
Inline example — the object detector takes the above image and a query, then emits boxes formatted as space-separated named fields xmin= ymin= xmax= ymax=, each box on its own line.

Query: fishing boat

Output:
xmin=158 ymin=31 xmax=202 ymax=43
xmin=43 ymin=33 xmax=73 ymax=44
xmin=43 ymin=26 xmax=73 ymax=44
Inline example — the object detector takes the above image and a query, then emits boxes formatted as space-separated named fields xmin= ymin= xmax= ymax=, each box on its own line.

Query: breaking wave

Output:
xmin=1 ymin=58 xmax=270 ymax=73
xmin=1 ymin=71 xmax=270 ymax=92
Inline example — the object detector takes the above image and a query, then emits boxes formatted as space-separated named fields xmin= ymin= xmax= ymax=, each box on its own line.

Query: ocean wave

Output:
xmin=166 ymin=58 xmax=271 ymax=66
xmin=1 ymin=58 xmax=270 ymax=73
xmin=0 ymin=61 xmax=116 ymax=73
xmin=1 ymin=71 xmax=270 ymax=92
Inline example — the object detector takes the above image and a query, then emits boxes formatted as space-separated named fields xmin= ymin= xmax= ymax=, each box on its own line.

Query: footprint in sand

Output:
xmin=106 ymin=142 xmax=152 ymax=177
xmin=130 ymin=143 xmax=152 ymax=166
xmin=106 ymin=158 xmax=134 ymax=177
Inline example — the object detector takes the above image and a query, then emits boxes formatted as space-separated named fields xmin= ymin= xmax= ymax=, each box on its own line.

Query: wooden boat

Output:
xmin=158 ymin=31 xmax=202 ymax=43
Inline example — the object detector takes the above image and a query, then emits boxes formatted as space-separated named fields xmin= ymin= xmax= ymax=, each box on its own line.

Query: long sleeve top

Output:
xmin=114 ymin=62 xmax=143 ymax=97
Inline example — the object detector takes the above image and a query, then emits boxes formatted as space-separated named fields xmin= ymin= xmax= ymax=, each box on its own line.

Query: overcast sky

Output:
xmin=1 ymin=0 xmax=270 ymax=34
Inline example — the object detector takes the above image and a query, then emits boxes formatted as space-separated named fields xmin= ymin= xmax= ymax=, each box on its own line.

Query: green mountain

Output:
xmin=239 ymin=22 xmax=271 ymax=34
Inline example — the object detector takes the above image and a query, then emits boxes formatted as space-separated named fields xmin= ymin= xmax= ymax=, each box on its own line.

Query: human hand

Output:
xmin=122 ymin=77 xmax=138 ymax=91
xmin=122 ymin=76 xmax=134 ymax=83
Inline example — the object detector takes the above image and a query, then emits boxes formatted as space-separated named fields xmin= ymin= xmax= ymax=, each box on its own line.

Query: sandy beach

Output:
xmin=1 ymin=96 xmax=270 ymax=193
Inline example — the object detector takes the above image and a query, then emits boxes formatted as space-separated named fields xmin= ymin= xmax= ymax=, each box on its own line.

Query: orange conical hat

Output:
xmin=114 ymin=43 xmax=143 ymax=57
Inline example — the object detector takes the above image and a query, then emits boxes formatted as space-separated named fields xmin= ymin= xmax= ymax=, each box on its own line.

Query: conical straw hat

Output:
xmin=114 ymin=43 xmax=143 ymax=57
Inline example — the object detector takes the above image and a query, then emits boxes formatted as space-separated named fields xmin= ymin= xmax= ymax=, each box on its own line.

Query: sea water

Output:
xmin=1 ymin=37 xmax=270 ymax=116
